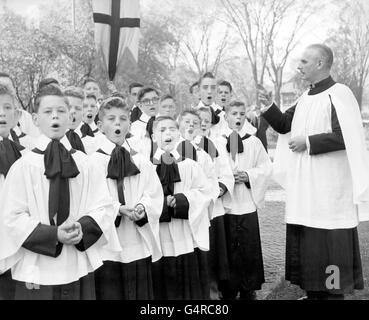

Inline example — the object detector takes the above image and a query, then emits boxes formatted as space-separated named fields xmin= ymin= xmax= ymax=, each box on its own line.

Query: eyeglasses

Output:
xmin=141 ymin=97 xmax=160 ymax=105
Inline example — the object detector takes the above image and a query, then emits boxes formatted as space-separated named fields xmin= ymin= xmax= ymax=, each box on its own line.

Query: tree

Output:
xmin=325 ymin=0 xmax=369 ymax=109
xmin=220 ymin=0 xmax=318 ymax=106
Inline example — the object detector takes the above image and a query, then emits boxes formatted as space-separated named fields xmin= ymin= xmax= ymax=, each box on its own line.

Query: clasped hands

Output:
xmin=57 ymin=221 xmax=83 ymax=245
xmin=234 ymin=171 xmax=249 ymax=184
xmin=119 ymin=203 xmax=146 ymax=221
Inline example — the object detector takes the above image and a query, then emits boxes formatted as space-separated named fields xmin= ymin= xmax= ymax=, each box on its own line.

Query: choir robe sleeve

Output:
xmin=131 ymin=158 xmax=164 ymax=262
xmin=0 ymin=160 xmax=41 ymax=273
xmin=261 ymin=103 xmax=296 ymax=134
xmin=308 ymin=104 xmax=345 ymax=155
xmin=197 ymin=150 xmax=221 ymax=220
xmin=244 ymin=138 xmax=272 ymax=209
xmin=179 ymin=160 xmax=213 ymax=251
xmin=0 ymin=174 xmax=4 ymax=197
xmin=216 ymin=142 xmax=235 ymax=197
xmin=75 ymin=157 xmax=121 ymax=254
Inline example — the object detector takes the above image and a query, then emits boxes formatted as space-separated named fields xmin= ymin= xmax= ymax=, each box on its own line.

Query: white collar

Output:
xmin=223 ymin=119 xmax=256 ymax=137
xmin=13 ymin=125 xmax=23 ymax=136
xmin=193 ymin=135 xmax=202 ymax=145
xmin=139 ymin=112 xmax=151 ymax=123
xmin=197 ymin=101 xmax=222 ymax=111
xmin=34 ymin=134 xmax=72 ymax=151
xmin=87 ymin=122 xmax=98 ymax=131
xmin=153 ymin=147 xmax=181 ymax=162
xmin=99 ymin=135 xmax=131 ymax=155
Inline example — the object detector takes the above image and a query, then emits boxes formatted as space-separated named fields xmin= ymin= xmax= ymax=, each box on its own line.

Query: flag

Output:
xmin=92 ymin=0 xmax=140 ymax=81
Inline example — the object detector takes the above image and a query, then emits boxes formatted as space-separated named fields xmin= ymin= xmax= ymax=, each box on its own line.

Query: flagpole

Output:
xmin=71 ymin=0 xmax=75 ymax=31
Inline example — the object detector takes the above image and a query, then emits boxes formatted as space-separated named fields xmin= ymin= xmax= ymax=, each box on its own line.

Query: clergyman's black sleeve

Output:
xmin=261 ymin=103 xmax=296 ymax=134
xmin=75 ymin=216 xmax=103 ymax=252
xmin=308 ymin=100 xmax=345 ymax=155
xmin=22 ymin=223 xmax=59 ymax=257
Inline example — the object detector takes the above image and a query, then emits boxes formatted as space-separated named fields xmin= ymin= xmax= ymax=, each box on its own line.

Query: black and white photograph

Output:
xmin=0 ymin=0 xmax=369 ymax=310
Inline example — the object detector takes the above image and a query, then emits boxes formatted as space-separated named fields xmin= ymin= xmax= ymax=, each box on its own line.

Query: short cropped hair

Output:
xmin=128 ymin=82 xmax=144 ymax=93
xmin=83 ymin=77 xmax=98 ymax=86
xmin=34 ymin=84 xmax=68 ymax=113
xmin=0 ymin=72 xmax=15 ymax=88
xmin=189 ymin=81 xmax=199 ymax=94
xmin=0 ymin=83 xmax=16 ymax=103
xmin=98 ymin=97 xmax=130 ymax=120
xmin=111 ymin=91 xmax=126 ymax=100
xmin=137 ymin=87 xmax=159 ymax=102
xmin=218 ymin=80 xmax=233 ymax=93
xmin=85 ymin=93 xmax=97 ymax=102
xmin=38 ymin=78 xmax=59 ymax=91
xmin=225 ymin=100 xmax=246 ymax=113
xmin=178 ymin=109 xmax=201 ymax=123
xmin=196 ymin=107 xmax=212 ymax=118
xmin=63 ymin=86 xmax=84 ymax=100
xmin=153 ymin=115 xmax=179 ymax=131
xmin=200 ymin=72 xmax=215 ymax=85
xmin=160 ymin=94 xmax=175 ymax=103
xmin=307 ymin=43 xmax=334 ymax=69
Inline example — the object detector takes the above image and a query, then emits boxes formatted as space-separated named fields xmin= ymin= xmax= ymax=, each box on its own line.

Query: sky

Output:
xmin=0 ymin=0 xmax=355 ymax=84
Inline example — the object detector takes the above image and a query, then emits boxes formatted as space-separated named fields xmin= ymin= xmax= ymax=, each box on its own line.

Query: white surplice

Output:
xmin=0 ymin=134 xmax=120 ymax=285
xmin=272 ymin=83 xmax=369 ymax=229
xmin=153 ymin=148 xmax=213 ymax=256
xmin=221 ymin=126 xmax=272 ymax=215
xmin=90 ymin=136 xmax=163 ymax=263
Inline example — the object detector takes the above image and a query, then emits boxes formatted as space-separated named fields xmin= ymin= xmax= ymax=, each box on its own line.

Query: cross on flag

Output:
xmin=92 ymin=0 xmax=140 ymax=81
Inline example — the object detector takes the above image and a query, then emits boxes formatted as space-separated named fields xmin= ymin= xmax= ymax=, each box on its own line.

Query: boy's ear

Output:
xmin=14 ymin=109 xmax=22 ymax=123
xmin=96 ymin=120 xmax=103 ymax=133
xmin=32 ymin=113 xmax=39 ymax=127
xmin=151 ymin=131 xmax=157 ymax=143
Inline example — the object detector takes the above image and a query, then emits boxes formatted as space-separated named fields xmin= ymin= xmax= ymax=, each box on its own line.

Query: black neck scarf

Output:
xmin=33 ymin=140 xmax=80 ymax=227
xmin=0 ymin=138 xmax=24 ymax=176
xmin=98 ymin=145 xmax=140 ymax=227
xmin=225 ymin=131 xmax=251 ymax=160
xmin=176 ymin=140 xmax=197 ymax=162
xmin=66 ymin=129 xmax=86 ymax=153
xmin=156 ymin=152 xmax=181 ymax=196
xmin=9 ymin=128 xmax=25 ymax=144
xmin=209 ymin=107 xmax=222 ymax=125
xmin=146 ymin=116 xmax=156 ymax=160
xmin=130 ymin=106 xmax=142 ymax=123
xmin=80 ymin=123 xmax=94 ymax=138
xmin=197 ymin=136 xmax=219 ymax=160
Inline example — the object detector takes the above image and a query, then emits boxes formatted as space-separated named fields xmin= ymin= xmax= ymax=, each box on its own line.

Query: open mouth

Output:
xmin=87 ymin=114 xmax=93 ymax=119
xmin=188 ymin=129 xmax=194 ymax=135
xmin=207 ymin=96 xmax=212 ymax=100
xmin=51 ymin=123 xmax=60 ymax=129
xmin=115 ymin=129 xmax=121 ymax=135
xmin=0 ymin=121 xmax=6 ymax=125
xmin=221 ymin=98 xmax=226 ymax=102
xmin=164 ymin=138 xmax=172 ymax=143
xmin=72 ymin=117 xmax=76 ymax=123
xmin=236 ymin=121 xmax=241 ymax=126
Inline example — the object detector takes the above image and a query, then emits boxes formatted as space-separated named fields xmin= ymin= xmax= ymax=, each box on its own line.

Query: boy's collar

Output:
xmin=153 ymin=147 xmax=181 ymax=162
xmin=139 ymin=112 xmax=151 ymax=123
xmin=74 ymin=122 xmax=83 ymax=137
xmin=86 ymin=121 xmax=98 ymax=131
xmin=224 ymin=118 xmax=257 ymax=137
xmin=197 ymin=101 xmax=222 ymax=111
xmin=34 ymin=134 xmax=72 ymax=151
xmin=99 ymin=134 xmax=130 ymax=155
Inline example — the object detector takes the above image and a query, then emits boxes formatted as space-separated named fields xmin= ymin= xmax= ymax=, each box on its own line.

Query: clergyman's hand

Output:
xmin=288 ymin=136 xmax=307 ymax=152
